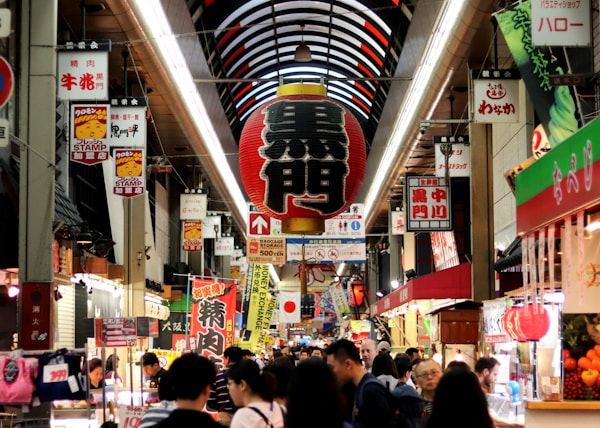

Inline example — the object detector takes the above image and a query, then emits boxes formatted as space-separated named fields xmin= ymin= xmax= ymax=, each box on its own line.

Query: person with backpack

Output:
xmin=391 ymin=354 xmax=424 ymax=428
xmin=325 ymin=339 xmax=396 ymax=428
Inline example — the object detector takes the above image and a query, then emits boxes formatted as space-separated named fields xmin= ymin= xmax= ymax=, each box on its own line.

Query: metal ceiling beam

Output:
xmin=193 ymin=76 xmax=412 ymax=83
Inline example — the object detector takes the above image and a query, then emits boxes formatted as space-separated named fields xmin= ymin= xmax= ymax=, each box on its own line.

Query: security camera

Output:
xmin=419 ymin=121 xmax=431 ymax=135
xmin=420 ymin=126 xmax=427 ymax=135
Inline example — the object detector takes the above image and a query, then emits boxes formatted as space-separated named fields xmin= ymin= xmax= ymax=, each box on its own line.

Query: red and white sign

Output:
xmin=532 ymin=0 xmax=591 ymax=47
xmin=249 ymin=212 xmax=272 ymax=236
xmin=95 ymin=317 xmax=137 ymax=347
xmin=0 ymin=55 xmax=14 ymax=109
xmin=180 ymin=193 xmax=207 ymax=220
xmin=70 ymin=104 xmax=110 ymax=165
xmin=215 ymin=236 xmax=235 ymax=256
xmin=113 ymin=149 xmax=145 ymax=197
xmin=405 ymin=176 xmax=451 ymax=231
xmin=278 ymin=291 xmax=301 ymax=324
xmin=58 ymin=50 xmax=109 ymax=101
xmin=431 ymin=231 xmax=460 ymax=271
xmin=109 ymin=99 xmax=147 ymax=147
xmin=118 ymin=405 xmax=145 ymax=428
xmin=472 ymin=69 xmax=519 ymax=124
xmin=21 ymin=282 xmax=52 ymax=350
xmin=391 ymin=209 xmax=405 ymax=235
xmin=43 ymin=363 xmax=68 ymax=383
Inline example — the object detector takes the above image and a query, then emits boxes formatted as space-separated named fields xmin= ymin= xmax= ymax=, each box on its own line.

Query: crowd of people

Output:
xmin=132 ymin=342 xmax=521 ymax=428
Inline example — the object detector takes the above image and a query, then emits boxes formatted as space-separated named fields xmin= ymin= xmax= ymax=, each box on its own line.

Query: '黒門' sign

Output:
xmin=516 ymin=116 xmax=600 ymax=234
xmin=405 ymin=176 xmax=451 ymax=231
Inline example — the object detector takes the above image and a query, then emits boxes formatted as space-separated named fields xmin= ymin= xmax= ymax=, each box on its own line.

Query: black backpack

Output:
xmin=356 ymin=378 xmax=423 ymax=428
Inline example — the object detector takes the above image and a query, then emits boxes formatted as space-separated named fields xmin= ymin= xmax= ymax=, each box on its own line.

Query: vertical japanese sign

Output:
xmin=109 ymin=98 xmax=147 ymax=147
xmin=57 ymin=40 xmax=110 ymax=101
xmin=434 ymin=136 xmax=471 ymax=177
xmin=328 ymin=281 xmax=351 ymax=320
xmin=483 ymin=299 xmax=511 ymax=344
xmin=215 ymin=235 xmax=235 ymax=256
xmin=182 ymin=221 xmax=203 ymax=252
xmin=430 ymin=231 xmax=460 ymax=271
xmin=405 ymin=176 xmax=451 ymax=231
xmin=390 ymin=209 xmax=405 ymax=235
xmin=21 ymin=282 xmax=53 ymax=350
xmin=190 ymin=280 xmax=236 ymax=365
xmin=113 ymin=148 xmax=145 ymax=197
xmin=70 ymin=104 xmax=110 ymax=165
xmin=531 ymin=0 xmax=591 ymax=47
xmin=158 ymin=312 xmax=190 ymax=351
xmin=472 ymin=69 xmax=520 ymax=123
xmin=496 ymin=1 xmax=591 ymax=148
xmin=244 ymin=264 xmax=271 ymax=332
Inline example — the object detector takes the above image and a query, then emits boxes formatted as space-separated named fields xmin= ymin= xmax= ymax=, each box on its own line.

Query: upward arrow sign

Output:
xmin=251 ymin=215 xmax=269 ymax=234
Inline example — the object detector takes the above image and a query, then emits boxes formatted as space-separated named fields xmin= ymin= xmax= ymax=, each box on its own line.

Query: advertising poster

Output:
xmin=190 ymin=280 xmax=236 ymax=365
xmin=94 ymin=317 xmax=137 ymax=347
xmin=70 ymin=104 xmax=110 ymax=165
xmin=182 ymin=221 xmax=202 ymax=252
xmin=113 ymin=148 xmax=145 ymax=197
xmin=247 ymin=237 xmax=286 ymax=264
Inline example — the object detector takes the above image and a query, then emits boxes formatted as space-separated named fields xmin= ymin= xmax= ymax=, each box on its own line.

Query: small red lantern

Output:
xmin=239 ymin=83 xmax=366 ymax=234
xmin=518 ymin=304 xmax=550 ymax=341
xmin=350 ymin=279 xmax=365 ymax=307
xmin=502 ymin=307 xmax=528 ymax=342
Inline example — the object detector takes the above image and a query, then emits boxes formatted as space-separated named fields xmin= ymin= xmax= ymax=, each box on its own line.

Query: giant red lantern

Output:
xmin=502 ymin=307 xmax=528 ymax=342
xmin=239 ymin=84 xmax=366 ymax=235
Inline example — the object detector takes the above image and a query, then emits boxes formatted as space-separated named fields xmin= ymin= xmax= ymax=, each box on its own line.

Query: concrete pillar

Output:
xmin=18 ymin=0 xmax=57 ymax=283
xmin=122 ymin=197 xmax=146 ymax=317
xmin=469 ymin=123 xmax=495 ymax=302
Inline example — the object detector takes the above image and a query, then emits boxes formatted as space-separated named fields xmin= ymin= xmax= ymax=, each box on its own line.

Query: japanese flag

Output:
xmin=278 ymin=291 xmax=301 ymax=324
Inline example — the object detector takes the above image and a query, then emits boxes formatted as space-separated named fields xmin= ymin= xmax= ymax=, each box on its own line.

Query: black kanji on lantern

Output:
xmin=259 ymin=99 xmax=349 ymax=215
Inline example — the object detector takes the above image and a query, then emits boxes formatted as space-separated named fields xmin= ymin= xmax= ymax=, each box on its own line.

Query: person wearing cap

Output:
xmin=142 ymin=352 xmax=169 ymax=389
xmin=377 ymin=341 xmax=391 ymax=354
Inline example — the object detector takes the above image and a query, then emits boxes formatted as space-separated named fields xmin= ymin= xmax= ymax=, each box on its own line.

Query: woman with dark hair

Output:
xmin=371 ymin=353 xmax=399 ymax=391
xmin=105 ymin=354 xmax=123 ymax=384
xmin=86 ymin=358 xmax=104 ymax=389
xmin=286 ymin=358 xmax=350 ymax=428
xmin=426 ymin=369 xmax=494 ymax=428
xmin=227 ymin=359 xmax=285 ymax=428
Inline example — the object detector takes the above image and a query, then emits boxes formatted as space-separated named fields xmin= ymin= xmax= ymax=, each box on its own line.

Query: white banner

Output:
xmin=472 ymin=71 xmax=519 ymax=124
xmin=215 ymin=236 xmax=235 ymax=256
xmin=434 ymin=138 xmax=471 ymax=178
xmin=328 ymin=282 xmax=351 ymax=320
xmin=390 ymin=210 xmax=405 ymax=235
xmin=483 ymin=299 xmax=510 ymax=344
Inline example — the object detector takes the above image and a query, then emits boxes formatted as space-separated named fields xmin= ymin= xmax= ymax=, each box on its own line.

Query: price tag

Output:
xmin=118 ymin=405 xmax=146 ymax=428
xmin=42 ymin=363 xmax=69 ymax=383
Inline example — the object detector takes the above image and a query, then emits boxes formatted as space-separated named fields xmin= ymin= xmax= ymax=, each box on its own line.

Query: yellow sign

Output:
xmin=148 ymin=349 xmax=181 ymax=369
xmin=247 ymin=237 xmax=286 ymax=264
xmin=246 ymin=264 xmax=271 ymax=332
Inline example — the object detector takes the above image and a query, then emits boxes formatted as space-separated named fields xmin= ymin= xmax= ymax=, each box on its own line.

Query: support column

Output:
xmin=469 ymin=123 xmax=495 ymax=302
xmin=18 ymin=0 xmax=58 ymax=345
xmin=122 ymin=197 xmax=146 ymax=317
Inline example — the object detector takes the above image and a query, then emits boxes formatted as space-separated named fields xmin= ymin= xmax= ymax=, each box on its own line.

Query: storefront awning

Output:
xmin=370 ymin=262 xmax=472 ymax=317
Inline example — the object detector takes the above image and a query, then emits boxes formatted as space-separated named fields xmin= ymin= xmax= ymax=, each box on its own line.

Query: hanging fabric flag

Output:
xmin=278 ymin=291 xmax=301 ymax=324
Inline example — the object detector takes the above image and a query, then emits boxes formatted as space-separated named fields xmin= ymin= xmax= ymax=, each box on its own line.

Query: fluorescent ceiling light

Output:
xmin=363 ymin=0 xmax=464 ymax=218
xmin=130 ymin=1 xmax=247 ymax=227
xmin=269 ymin=264 xmax=280 ymax=284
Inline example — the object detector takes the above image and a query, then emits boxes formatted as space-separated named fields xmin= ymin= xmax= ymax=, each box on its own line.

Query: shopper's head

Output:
xmin=169 ymin=353 xmax=216 ymax=401
xmin=142 ymin=352 xmax=161 ymax=377
xmin=226 ymin=359 xmax=272 ymax=405
xmin=394 ymin=353 xmax=413 ymax=380
xmin=359 ymin=339 xmax=378 ymax=369
xmin=324 ymin=339 xmax=362 ymax=385
xmin=474 ymin=357 xmax=500 ymax=391
xmin=427 ymin=369 xmax=494 ymax=428
xmin=414 ymin=359 xmax=442 ymax=399
xmin=405 ymin=347 xmax=420 ymax=360
xmin=287 ymin=358 xmax=347 ymax=428
xmin=371 ymin=352 xmax=399 ymax=378
xmin=223 ymin=346 xmax=244 ymax=367
xmin=87 ymin=358 xmax=103 ymax=388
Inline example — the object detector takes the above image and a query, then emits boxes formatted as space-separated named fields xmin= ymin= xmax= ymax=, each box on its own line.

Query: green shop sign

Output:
xmin=516 ymin=117 xmax=600 ymax=234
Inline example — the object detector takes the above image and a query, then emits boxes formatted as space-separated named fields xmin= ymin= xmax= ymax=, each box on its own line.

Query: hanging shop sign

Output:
xmin=483 ymin=299 xmax=511 ymax=344
xmin=329 ymin=281 xmax=351 ymax=320
xmin=215 ymin=235 xmax=235 ymax=256
xmin=390 ymin=209 xmax=405 ymax=235
xmin=113 ymin=148 xmax=145 ymax=197
xmin=190 ymin=280 xmax=236 ymax=366
xmin=286 ymin=237 xmax=366 ymax=263
xmin=180 ymin=193 xmax=207 ymax=220
xmin=515 ymin=116 xmax=600 ymax=234
xmin=109 ymin=98 xmax=147 ymax=147
xmin=472 ymin=69 xmax=520 ymax=124
xmin=430 ymin=231 xmax=460 ymax=271
xmin=247 ymin=237 xmax=286 ymax=265
xmin=57 ymin=40 xmax=110 ymax=101
xmin=405 ymin=176 xmax=451 ymax=231
xmin=94 ymin=317 xmax=137 ymax=347
xmin=239 ymin=83 xmax=366 ymax=234
xmin=531 ymin=0 xmax=591 ymax=47
xmin=434 ymin=136 xmax=471 ymax=177
xmin=182 ymin=221 xmax=202 ymax=252
xmin=70 ymin=104 xmax=110 ymax=165
xmin=21 ymin=282 xmax=53 ymax=350
xmin=496 ymin=1 xmax=591 ymax=148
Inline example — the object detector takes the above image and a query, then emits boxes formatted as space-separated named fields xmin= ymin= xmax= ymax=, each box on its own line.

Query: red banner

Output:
xmin=190 ymin=279 xmax=236 ymax=365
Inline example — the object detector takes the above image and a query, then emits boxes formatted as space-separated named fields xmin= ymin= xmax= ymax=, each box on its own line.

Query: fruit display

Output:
xmin=562 ymin=313 xmax=600 ymax=400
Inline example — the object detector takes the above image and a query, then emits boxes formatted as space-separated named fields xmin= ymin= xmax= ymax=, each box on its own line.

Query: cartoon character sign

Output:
xmin=70 ymin=104 xmax=110 ymax=165
xmin=113 ymin=149 xmax=145 ymax=198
